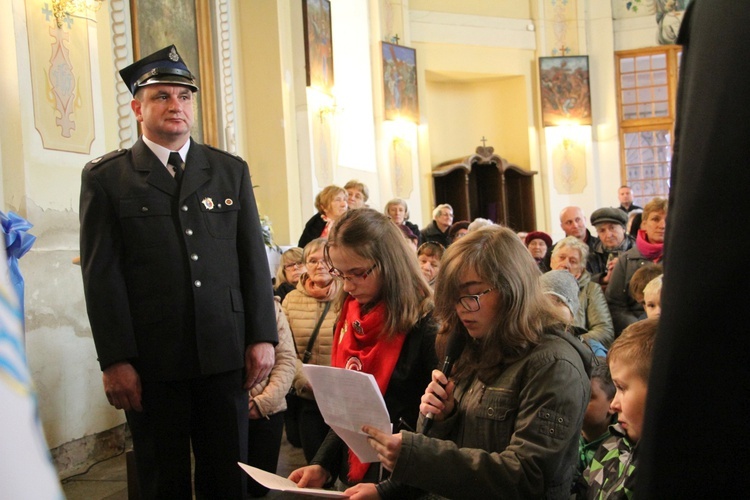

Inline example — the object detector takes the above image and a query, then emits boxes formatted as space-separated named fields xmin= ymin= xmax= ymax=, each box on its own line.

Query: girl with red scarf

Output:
xmin=289 ymin=209 xmax=437 ymax=499
xmin=605 ymin=197 xmax=667 ymax=336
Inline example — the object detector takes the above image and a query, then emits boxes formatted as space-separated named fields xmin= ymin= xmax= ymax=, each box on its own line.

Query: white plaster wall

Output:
xmin=5 ymin=0 xmax=125 ymax=449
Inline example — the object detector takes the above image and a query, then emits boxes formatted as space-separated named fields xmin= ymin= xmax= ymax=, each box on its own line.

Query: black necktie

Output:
xmin=168 ymin=152 xmax=184 ymax=185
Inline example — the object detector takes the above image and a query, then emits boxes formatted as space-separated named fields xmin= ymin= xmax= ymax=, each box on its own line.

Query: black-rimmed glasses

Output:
xmin=283 ymin=261 xmax=304 ymax=271
xmin=458 ymin=287 xmax=496 ymax=312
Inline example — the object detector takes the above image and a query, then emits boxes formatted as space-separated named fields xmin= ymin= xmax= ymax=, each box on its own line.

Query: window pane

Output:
xmin=638 ymin=103 xmax=653 ymax=117
xmin=654 ymin=101 xmax=669 ymax=117
xmin=638 ymin=87 xmax=653 ymax=103
xmin=623 ymin=105 xmax=638 ymax=119
xmin=622 ymin=89 xmax=636 ymax=105
xmin=654 ymin=70 xmax=667 ymax=85
xmin=636 ymin=56 xmax=651 ymax=72
xmin=637 ymin=72 xmax=652 ymax=87
xmin=651 ymin=53 xmax=667 ymax=70
xmin=621 ymin=74 xmax=635 ymax=89
xmin=654 ymin=86 xmax=668 ymax=101
xmin=620 ymin=57 xmax=635 ymax=73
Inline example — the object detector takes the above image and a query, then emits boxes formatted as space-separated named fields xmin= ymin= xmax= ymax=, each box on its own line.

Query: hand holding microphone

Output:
xmin=421 ymin=332 xmax=466 ymax=434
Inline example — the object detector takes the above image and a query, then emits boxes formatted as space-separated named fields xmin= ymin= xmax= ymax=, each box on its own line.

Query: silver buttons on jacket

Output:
xmin=194 ymin=280 xmax=202 ymax=287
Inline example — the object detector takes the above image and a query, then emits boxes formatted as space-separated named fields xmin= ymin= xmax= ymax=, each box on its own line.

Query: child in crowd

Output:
xmin=573 ymin=360 xmax=616 ymax=494
xmin=627 ymin=262 xmax=663 ymax=306
xmin=540 ymin=270 xmax=607 ymax=357
xmin=416 ymin=242 xmax=444 ymax=287
xmin=582 ymin=317 xmax=659 ymax=499
xmin=642 ymin=275 xmax=662 ymax=319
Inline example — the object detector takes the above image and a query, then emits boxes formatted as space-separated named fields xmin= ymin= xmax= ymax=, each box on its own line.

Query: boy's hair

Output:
xmin=591 ymin=358 xmax=615 ymax=399
xmin=628 ymin=262 xmax=663 ymax=303
xmin=608 ymin=318 xmax=659 ymax=383
xmin=643 ymin=274 xmax=663 ymax=299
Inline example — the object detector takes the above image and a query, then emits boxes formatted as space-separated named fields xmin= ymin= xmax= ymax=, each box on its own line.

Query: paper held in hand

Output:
xmin=302 ymin=364 xmax=392 ymax=463
xmin=237 ymin=463 xmax=347 ymax=498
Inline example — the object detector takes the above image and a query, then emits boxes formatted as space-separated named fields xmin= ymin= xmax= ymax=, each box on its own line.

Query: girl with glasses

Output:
xmin=360 ymin=226 xmax=592 ymax=499
xmin=289 ymin=208 xmax=437 ymax=498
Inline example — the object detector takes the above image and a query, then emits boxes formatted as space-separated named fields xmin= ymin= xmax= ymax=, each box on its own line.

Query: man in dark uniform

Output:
xmin=79 ymin=45 xmax=277 ymax=499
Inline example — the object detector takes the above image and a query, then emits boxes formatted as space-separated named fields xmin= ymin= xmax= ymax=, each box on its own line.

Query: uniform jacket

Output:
xmin=575 ymin=271 xmax=615 ymax=350
xmin=79 ymin=138 xmax=278 ymax=381
xmin=249 ymin=298 xmax=297 ymax=417
xmin=282 ymin=279 xmax=341 ymax=398
xmin=604 ymin=246 xmax=651 ymax=335
xmin=391 ymin=328 xmax=592 ymax=500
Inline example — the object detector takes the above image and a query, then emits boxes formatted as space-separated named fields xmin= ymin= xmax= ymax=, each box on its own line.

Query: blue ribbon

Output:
xmin=1 ymin=211 xmax=36 ymax=318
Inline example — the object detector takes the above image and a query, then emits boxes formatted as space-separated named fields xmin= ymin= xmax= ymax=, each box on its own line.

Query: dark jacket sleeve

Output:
xmin=298 ymin=213 xmax=326 ymax=249
xmin=236 ymin=160 xmax=278 ymax=346
xmin=79 ymin=159 xmax=138 ymax=370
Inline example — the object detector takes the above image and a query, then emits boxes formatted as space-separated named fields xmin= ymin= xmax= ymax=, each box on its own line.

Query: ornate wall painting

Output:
xmin=130 ymin=0 xmax=218 ymax=145
xmin=381 ymin=42 xmax=419 ymax=123
xmin=539 ymin=56 xmax=592 ymax=127
xmin=390 ymin=138 xmax=413 ymax=199
xmin=303 ymin=0 xmax=334 ymax=94
xmin=552 ymin=137 xmax=587 ymax=194
xmin=25 ymin=0 xmax=95 ymax=154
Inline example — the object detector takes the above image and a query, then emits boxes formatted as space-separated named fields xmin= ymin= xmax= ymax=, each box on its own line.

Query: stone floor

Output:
xmin=60 ymin=431 xmax=316 ymax=499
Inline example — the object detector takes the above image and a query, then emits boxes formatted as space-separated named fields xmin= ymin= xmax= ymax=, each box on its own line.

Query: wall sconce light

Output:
xmin=52 ymin=0 xmax=105 ymax=27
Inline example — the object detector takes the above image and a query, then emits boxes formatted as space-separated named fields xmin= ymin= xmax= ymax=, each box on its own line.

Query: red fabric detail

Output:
xmin=332 ymin=296 xmax=406 ymax=483
xmin=635 ymin=229 xmax=664 ymax=263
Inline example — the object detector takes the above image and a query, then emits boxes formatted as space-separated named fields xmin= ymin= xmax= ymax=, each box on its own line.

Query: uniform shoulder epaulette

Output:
xmin=206 ymin=144 xmax=245 ymax=163
xmin=85 ymin=148 xmax=128 ymax=170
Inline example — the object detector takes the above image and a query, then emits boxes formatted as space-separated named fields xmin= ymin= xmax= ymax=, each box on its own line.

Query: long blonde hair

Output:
xmin=434 ymin=226 xmax=558 ymax=383
xmin=326 ymin=208 xmax=432 ymax=338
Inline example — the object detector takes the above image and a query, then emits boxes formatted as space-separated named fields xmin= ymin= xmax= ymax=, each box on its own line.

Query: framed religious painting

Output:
xmin=130 ymin=0 xmax=218 ymax=145
xmin=381 ymin=42 xmax=419 ymax=123
xmin=539 ymin=56 xmax=592 ymax=127
xmin=302 ymin=0 xmax=334 ymax=93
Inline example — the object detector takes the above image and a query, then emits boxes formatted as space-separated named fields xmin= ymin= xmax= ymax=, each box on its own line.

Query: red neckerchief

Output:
xmin=332 ymin=296 xmax=406 ymax=483
xmin=635 ymin=229 xmax=664 ymax=262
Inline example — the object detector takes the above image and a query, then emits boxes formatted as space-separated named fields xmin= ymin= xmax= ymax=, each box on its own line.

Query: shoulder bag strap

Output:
xmin=302 ymin=300 xmax=332 ymax=364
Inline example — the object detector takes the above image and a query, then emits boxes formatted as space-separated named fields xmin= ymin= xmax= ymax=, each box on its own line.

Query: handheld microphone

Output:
xmin=422 ymin=332 xmax=466 ymax=434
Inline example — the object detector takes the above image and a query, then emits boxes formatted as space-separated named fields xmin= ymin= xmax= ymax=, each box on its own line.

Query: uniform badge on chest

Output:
xmin=201 ymin=197 xmax=214 ymax=210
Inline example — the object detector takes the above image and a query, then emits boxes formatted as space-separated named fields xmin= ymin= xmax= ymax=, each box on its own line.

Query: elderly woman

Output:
xmin=550 ymin=236 xmax=615 ymax=351
xmin=344 ymin=180 xmax=369 ymax=209
xmin=384 ymin=198 xmax=420 ymax=244
xmin=606 ymin=197 xmax=667 ymax=335
xmin=282 ymin=238 xmax=342 ymax=463
xmin=525 ymin=231 xmax=552 ymax=273
xmin=274 ymin=247 xmax=305 ymax=302
xmin=298 ymin=185 xmax=348 ymax=248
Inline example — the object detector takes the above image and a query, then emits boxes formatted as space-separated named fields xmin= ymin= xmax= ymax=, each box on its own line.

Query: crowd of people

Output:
xmin=245 ymin=179 xmax=666 ymax=499
xmin=78 ymin=6 xmax=747 ymax=495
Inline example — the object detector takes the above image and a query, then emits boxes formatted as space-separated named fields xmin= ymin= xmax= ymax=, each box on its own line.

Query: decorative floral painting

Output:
xmin=382 ymin=42 xmax=419 ymax=123
xmin=539 ymin=56 xmax=591 ymax=127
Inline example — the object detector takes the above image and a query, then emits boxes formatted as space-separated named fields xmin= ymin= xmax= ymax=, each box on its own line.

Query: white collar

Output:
xmin=142 ymin=135 xmax=191 ymax=167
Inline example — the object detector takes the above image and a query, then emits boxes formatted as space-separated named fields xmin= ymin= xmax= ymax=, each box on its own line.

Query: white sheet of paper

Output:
xmin=237 ymin=463 xmax=347 ymax=498
xmin=302 ymin=365 xmax=392 ymax=463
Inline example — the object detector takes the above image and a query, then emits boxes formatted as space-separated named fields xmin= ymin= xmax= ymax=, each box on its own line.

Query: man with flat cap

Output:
xmin=79 ymin=45 xmax=277 ymax=498
xmin=588 ymin=207 xmax=635 ymax=288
